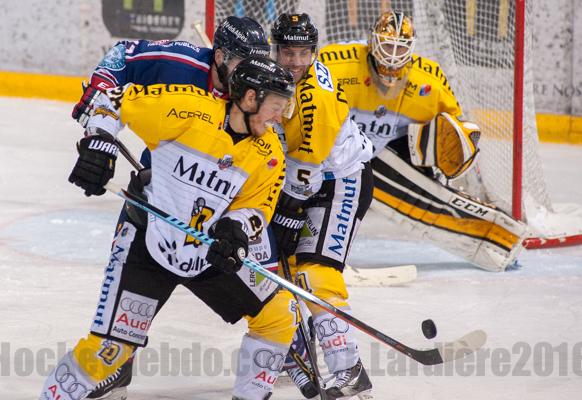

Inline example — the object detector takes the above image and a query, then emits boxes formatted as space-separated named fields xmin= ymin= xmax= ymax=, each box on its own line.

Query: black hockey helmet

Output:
xmin=213 ymin=16 xmax=270 ymax=59
xmin=229 ymin=56 xmax=295 ymax=102
xmin=270 ymin=13 xmax=318 ymax=48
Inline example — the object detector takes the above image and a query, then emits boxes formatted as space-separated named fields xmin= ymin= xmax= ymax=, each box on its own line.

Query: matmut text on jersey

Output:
xmin=319 ymin=42 xmax=463 ymax=155
xmin=98 ymin=83 xmax=285 ymax=277
xmin=280 ymin=60 xmax=372 ymax=200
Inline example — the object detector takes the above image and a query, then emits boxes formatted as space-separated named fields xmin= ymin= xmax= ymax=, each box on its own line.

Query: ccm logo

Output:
xmin=451 ymin=197 xmax=489 ymax=217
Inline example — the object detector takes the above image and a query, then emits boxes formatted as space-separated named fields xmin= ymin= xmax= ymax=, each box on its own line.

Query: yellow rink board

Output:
xmin=0 ymin=71 xmax=85 ymax=102
xmin=1 ymin=70 xmax=581 ymax=144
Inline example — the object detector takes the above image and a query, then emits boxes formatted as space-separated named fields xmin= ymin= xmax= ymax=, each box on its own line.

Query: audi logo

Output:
xmin=120 ymin=297 xmax=155 ymax=318
xmin=55 ymin=363 xmax=91 ymax=400
xmin=315 ymin=317 xmax=349 ymax=340
xmin=253 ymin=349 xmax=285 ymax=372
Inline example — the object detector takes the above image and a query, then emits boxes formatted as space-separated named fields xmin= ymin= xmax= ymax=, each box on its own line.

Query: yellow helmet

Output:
xmin=368 ymin=10 xmax=416 ymax=85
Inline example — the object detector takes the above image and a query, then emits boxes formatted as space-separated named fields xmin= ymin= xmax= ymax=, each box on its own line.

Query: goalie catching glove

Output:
xmin=408 ymin=112 xmax=480 ymax=180
xmin=206 ymin=218 xmax=249 ymax=273
xmin=68 ymin=130 xmax=118 ymax=196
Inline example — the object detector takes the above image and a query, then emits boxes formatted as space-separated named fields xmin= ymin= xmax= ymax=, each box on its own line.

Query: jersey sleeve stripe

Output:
xmin=126 ymin=52 xmax=210 ymax=72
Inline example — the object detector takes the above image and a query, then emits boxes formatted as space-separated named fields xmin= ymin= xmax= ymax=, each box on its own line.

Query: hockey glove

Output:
xmin=68 ymin=130 xmax=118 ymax=196
xmin=271 ymin=194 xmax=306 ymax=257
xmin=71 ymin=83 xmax=102 ymax=127
xmin=206 ymin=218 xmax=249 ymax=273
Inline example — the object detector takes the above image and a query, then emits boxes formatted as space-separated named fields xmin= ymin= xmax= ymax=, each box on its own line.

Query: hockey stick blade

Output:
xmin=344 ymin=264 xmax=417 ymax=286
xmin=104 ymin=182 xmax=486 ymax=365
xmin=435 ymin=329 xmax=488 ymax=363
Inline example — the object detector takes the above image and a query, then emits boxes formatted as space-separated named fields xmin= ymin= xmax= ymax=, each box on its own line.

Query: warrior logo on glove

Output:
xmin=68 ymin=130 xmax=118 ymax=196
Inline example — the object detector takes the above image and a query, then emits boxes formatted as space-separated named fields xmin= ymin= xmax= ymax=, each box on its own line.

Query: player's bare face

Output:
xmin=277 ymin=46 xmax=314 ymax=83
xmin=249 ymin=94 xmax=289 ymax=137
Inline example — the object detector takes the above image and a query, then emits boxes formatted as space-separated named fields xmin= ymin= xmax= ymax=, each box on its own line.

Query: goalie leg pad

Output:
xmin=371 ymin=149 xmax=528 ymax=271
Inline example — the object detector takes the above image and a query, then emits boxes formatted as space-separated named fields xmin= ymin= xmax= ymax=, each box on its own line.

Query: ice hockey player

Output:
xmin=269 ymin=13 xmax=374 ymax=399
xmin=319 ymin=10 xmax=527 ymax=272
xmin=38 ymin=56 xmax=297 ymax=400
xmin=70 ymin=16 xmax=277 ymax=400
xmin=72 ymin=15 xmax=272 ymax=234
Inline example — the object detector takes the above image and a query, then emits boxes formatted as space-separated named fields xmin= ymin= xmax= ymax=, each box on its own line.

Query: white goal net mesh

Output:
xmin=210 ymin=0 xmax=552 ymax=221
xmin=316 ymin=0 xmax=550 ymax=217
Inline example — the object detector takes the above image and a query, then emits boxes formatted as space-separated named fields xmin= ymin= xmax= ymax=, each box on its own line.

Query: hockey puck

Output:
xmin=421 ymin=319 xmax=437 ymax=339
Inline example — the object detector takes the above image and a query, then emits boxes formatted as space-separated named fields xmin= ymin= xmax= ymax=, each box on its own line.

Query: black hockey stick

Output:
xmin=113 ymin=140 xmax=323 ymax=391
xmin=115 ymin=139 xmax=144 ymax=171
xmin=104 ymin=181 xmax=487 ymax=366
xmin=280 ymin=253 xmax=328 ymax=399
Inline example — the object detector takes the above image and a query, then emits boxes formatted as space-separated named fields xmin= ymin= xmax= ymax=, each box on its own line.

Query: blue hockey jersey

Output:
xmin=90 ymin=40 xmax=218 ymax=93
xmin=86 ymin=39 xmax=224 ymax=167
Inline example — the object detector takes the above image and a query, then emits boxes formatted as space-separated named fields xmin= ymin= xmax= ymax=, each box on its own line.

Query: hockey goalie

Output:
xmin=319 ymin=10 xmax=528 ymax=272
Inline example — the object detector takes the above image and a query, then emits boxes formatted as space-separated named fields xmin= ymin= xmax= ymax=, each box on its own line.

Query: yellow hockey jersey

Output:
xmin=88 ymin=84 xmax=285 ymax=279
xmin=319 ymin=42 xmax=462 ymax=156
xmin=280 ymin=60 xmax=373 ymax=200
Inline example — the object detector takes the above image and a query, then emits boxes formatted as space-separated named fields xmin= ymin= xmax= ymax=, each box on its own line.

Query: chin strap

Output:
xmin=233 ymin=100 xmax=256 ymax=135
xmin=233 ymin=87 xmax=269 ymax=135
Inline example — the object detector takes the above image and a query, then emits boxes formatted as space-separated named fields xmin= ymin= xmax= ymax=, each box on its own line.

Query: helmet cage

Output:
xmin=369 ymin=11 xmax=416 ymax=80
xmin=370 ymin=31 xmax=415 ymax=71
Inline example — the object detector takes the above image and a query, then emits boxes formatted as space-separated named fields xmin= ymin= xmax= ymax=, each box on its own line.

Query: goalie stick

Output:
xmin=104 ymin=181 xmax=487 ymax=365
xmin=344 ymin=264 xmax=417 ymax=286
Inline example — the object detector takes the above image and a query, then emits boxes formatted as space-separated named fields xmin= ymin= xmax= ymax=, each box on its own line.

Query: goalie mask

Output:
xmin=408 ymin=112 xmax=481 ymax=180
xmin=368 ymin=10 xmax=416 ymax=86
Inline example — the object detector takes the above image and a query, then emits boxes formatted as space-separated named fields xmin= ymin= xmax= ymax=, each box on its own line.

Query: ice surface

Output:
xmin=1 ymin=97 xmax=581 ymax=399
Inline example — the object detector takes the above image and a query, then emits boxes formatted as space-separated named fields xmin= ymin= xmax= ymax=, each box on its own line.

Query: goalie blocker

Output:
xmin=372 ymin=113 xmax=528 ymax=272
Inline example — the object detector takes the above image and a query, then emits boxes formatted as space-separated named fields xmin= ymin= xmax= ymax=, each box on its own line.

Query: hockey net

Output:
xmin=203 ymin=0 xmax=582 ymax=249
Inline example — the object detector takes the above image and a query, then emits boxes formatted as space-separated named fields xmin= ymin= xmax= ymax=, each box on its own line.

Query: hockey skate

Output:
xmin=325 ymin=359 xmax=373 ymax=400
xmin=86 ymin=357 xmax=133 ymax=400
xmin=87 ymin=387 xmax=127 ymax=400
xmin=287 ymin=365 xmax=318 ymax=399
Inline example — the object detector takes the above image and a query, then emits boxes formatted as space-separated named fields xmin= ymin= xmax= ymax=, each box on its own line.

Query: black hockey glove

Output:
xmin=206 ymin=218 xmax=249 ymax=273
xmin=271 ymin=194 xmax=306 ymax=257
xmin=68 ymin=130 xmax=118 ymax=196
xmin=71 ymin=83 xmax=102 ymax=127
